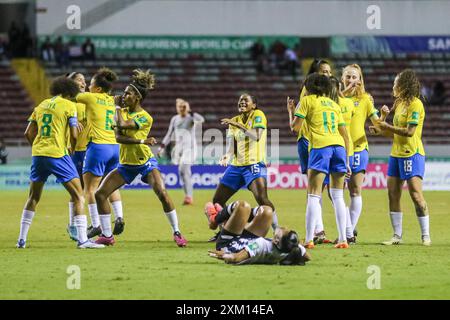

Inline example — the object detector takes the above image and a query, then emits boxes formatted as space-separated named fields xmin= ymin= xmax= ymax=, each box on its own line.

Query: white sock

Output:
xmin=314 ymin=202 xmax=324 ymax=234
xmin=165 ymin=210 xmax=180 ymax=233
xmin=417 ymin=215 xmax=430 ymax=237
xmin=389 ymin=211 xmax=403 ymax=237
xmin=306 ymin=194 xmax=321 ymax=243
xmin=68 ymin=202 xmax=75 ymax=226
xmin=19 ymin=210 xmax=35 ymax=241
xmin=271 ymin=210 xmax=279 ymax=230
xmin=345 ymin=207 xmax=354 ymax=238
xmin=74 ymin=214 xmax=88 ymax=243
xmin=111 ymin=201 xmax=123 ymax=219
xmin=330 ymin=188 xmax=347 ymax=242
xmin=350 ymin=195 xmax=363 ymax=231
xmin=88 ymin=203 xmax=100 ymax=228
xmin=99 ymin=214 xmax=112 ymax=237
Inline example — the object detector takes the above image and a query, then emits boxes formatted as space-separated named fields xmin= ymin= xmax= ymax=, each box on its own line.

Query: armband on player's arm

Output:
xmin=68 ymin=117 xmax=78 ymax=128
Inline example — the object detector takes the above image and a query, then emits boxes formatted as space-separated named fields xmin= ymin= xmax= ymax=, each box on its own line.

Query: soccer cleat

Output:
xmin=182 ymin=196 xmax=194 ymax=205
xmin=16 ymin=239 xmax=26 ymax=249
xmin=313 ymin=231 xmax=332 ymax=244
xmin=113 ymin=217 xmax=125 ymax=235
xmin=334 ymin=242 xmax=349 ymax=249
xmin=207 ymin=231 xmax=220 ymax=243
xmin=422 ymin=235 xmax=432 ymax=246
xmin=382 ymin=234 xmax=403 ymax=246
xmin=204 ymin=202 xmax=218 ymax=230
xmin=347 ymin=236 xmax=357 ymax=244
xmin=87 ymin=225 xmax=102 ymax=239
xmin=173 ymin=231 xmax=188 ymax=247
xmin=67 ymin=224 xmax=78 ymax=241
xmin=214 ymin=203 xmax=223 ymax=213
xmin=95 ymin=234 xmax=116 ymax=246
xmin=353 ymin=227 xmax=358 ymax=237
xmin=77 ymin=240 xmax=105 ymax=249
xmin=304 ymin=241 xmax=315 ymax=249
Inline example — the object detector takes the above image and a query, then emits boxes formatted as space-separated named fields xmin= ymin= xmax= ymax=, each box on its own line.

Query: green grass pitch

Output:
xmin=1 ymin=188 xmax=449 ymax=300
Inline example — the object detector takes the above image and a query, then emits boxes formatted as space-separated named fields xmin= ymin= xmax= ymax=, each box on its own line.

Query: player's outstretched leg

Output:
xmin=147 ymin=169 xmax=188 ymax=247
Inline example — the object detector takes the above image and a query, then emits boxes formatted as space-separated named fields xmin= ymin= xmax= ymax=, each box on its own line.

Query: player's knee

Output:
xmin=235 ymin=200 xmax=251 ymax=213
xmin=94 ymin=189 xmax=107 ymax=203
xmin=259 ymin=205 xmax=273 ymax=220
xmin=72 ymin=192 xmax=84 ymax=205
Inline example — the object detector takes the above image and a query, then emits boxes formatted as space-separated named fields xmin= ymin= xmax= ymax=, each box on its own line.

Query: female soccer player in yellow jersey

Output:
xmin=94 ymin=70 xmax=188 ymax=247
xmin=341 ymin=64 xmax=380 ymax=237
xmin=287 ymin=59 xmax=333 ymax=245
xmin=17 ymin=77 xmax=104 ymax=249
xmin=205 ymin=94 xmax=279 ymax=243
xmin=65 ymin=72 xmax=88 ymax=241
xmin=76 ymin=68 xmax=125 ymax=239
xmin=291 ymin=74 xmax=352 ymax=249
xmin=371 ymin=70 xmax=431 ymax=246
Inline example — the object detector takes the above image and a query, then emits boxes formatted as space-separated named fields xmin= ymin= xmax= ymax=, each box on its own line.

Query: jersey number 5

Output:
xmin=105 ymin=110 xmax=114 ymax=130
xmin=322 ymin=112 xmax=336 ymax=133
xmin=41 ymin=113 xmax=53 ymax=137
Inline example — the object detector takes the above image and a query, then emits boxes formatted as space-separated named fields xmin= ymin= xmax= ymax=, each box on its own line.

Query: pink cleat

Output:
xmin=173 ymin=231 xmax=188 ymax=247
xmin=95 ymin=234 xmax=115 ymax=246
xmin=204 ymin=202 xmax=218 ymax=230
xmin=214 ymin=203 xmax=223 ymax=213
xmin=182 ymin=196 xmax=194 ymax=205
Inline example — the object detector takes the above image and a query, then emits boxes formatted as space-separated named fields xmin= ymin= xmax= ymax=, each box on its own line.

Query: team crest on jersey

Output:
xmin=354 ymin=101 xmax=359 ymax=107
xmin=248 ymin=242 xmax=259 ymax=251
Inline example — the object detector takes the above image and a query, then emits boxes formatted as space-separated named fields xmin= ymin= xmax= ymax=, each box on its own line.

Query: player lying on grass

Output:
xmin=206 ymin=201 xmax=311 ymax=265
xmin=93 ymin=69 xmax=188 ymax=247
xmin=17 ymin=76 xmax=104 ymax=249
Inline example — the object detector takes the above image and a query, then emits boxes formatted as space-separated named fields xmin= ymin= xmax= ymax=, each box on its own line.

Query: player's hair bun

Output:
xmin=132 ymin=69 xmax=155 ymax=90
xmin=129 ymin=69 xmax=155 ymax=101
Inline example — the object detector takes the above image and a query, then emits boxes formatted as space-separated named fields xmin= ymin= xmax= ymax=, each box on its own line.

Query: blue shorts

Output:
xmin=71 ymin=151 xmax=86 ymax=176
xmin=30 ymin=155 xmax=79 ymax=183
xmin=388 ymin=154 xmax=425 ymax=180
xmin=324 ymin=155 xmax=353 ymax=185
xmin=118 ymin=157 xmax=160 ymax=184
xmin=352 ymin=150 xmax=369 ymax=174
xmin=297 ymin=137 xmax=309 ymax=174
xmin=220 ymin=162 xmax=267 ymax=191
xmin=308 ymin=146 xmax=347 ymax=175
xmin=83 ymin=143 xmax=119 ymax=177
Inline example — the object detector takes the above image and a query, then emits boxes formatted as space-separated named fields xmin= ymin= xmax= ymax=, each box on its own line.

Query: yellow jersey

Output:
xmin=76 ymin=92 xmax=117 ymax=145
xmin=338 ymin=97 xmax=355 ymax=156
xmin=74 ymin=103 xmax=89 ymax=151
xmin=348 ymin=93 xmax=378 ymax=152
xmin=118 ymin=108 xmax=154 ymax=165
xmin=228 ymin=109 xmax=267 ymax=166
xmin=28 ymin=96 xmax=77 ymax=158
xmin=295 ymin=95 xmax=346 ymax=150
xmin=391 ymin=98 xmax=425 ymax=158
xmin=297 ymin=86 xmax=309 ymax=141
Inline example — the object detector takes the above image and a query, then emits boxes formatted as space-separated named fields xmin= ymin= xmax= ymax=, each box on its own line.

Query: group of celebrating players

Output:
xmin=15 ymin=57 xmax=431 ymax=266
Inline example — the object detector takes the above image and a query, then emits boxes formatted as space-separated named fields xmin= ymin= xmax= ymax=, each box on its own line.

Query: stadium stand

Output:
xmin=1 ymin=52 xmax=449 ymax=145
